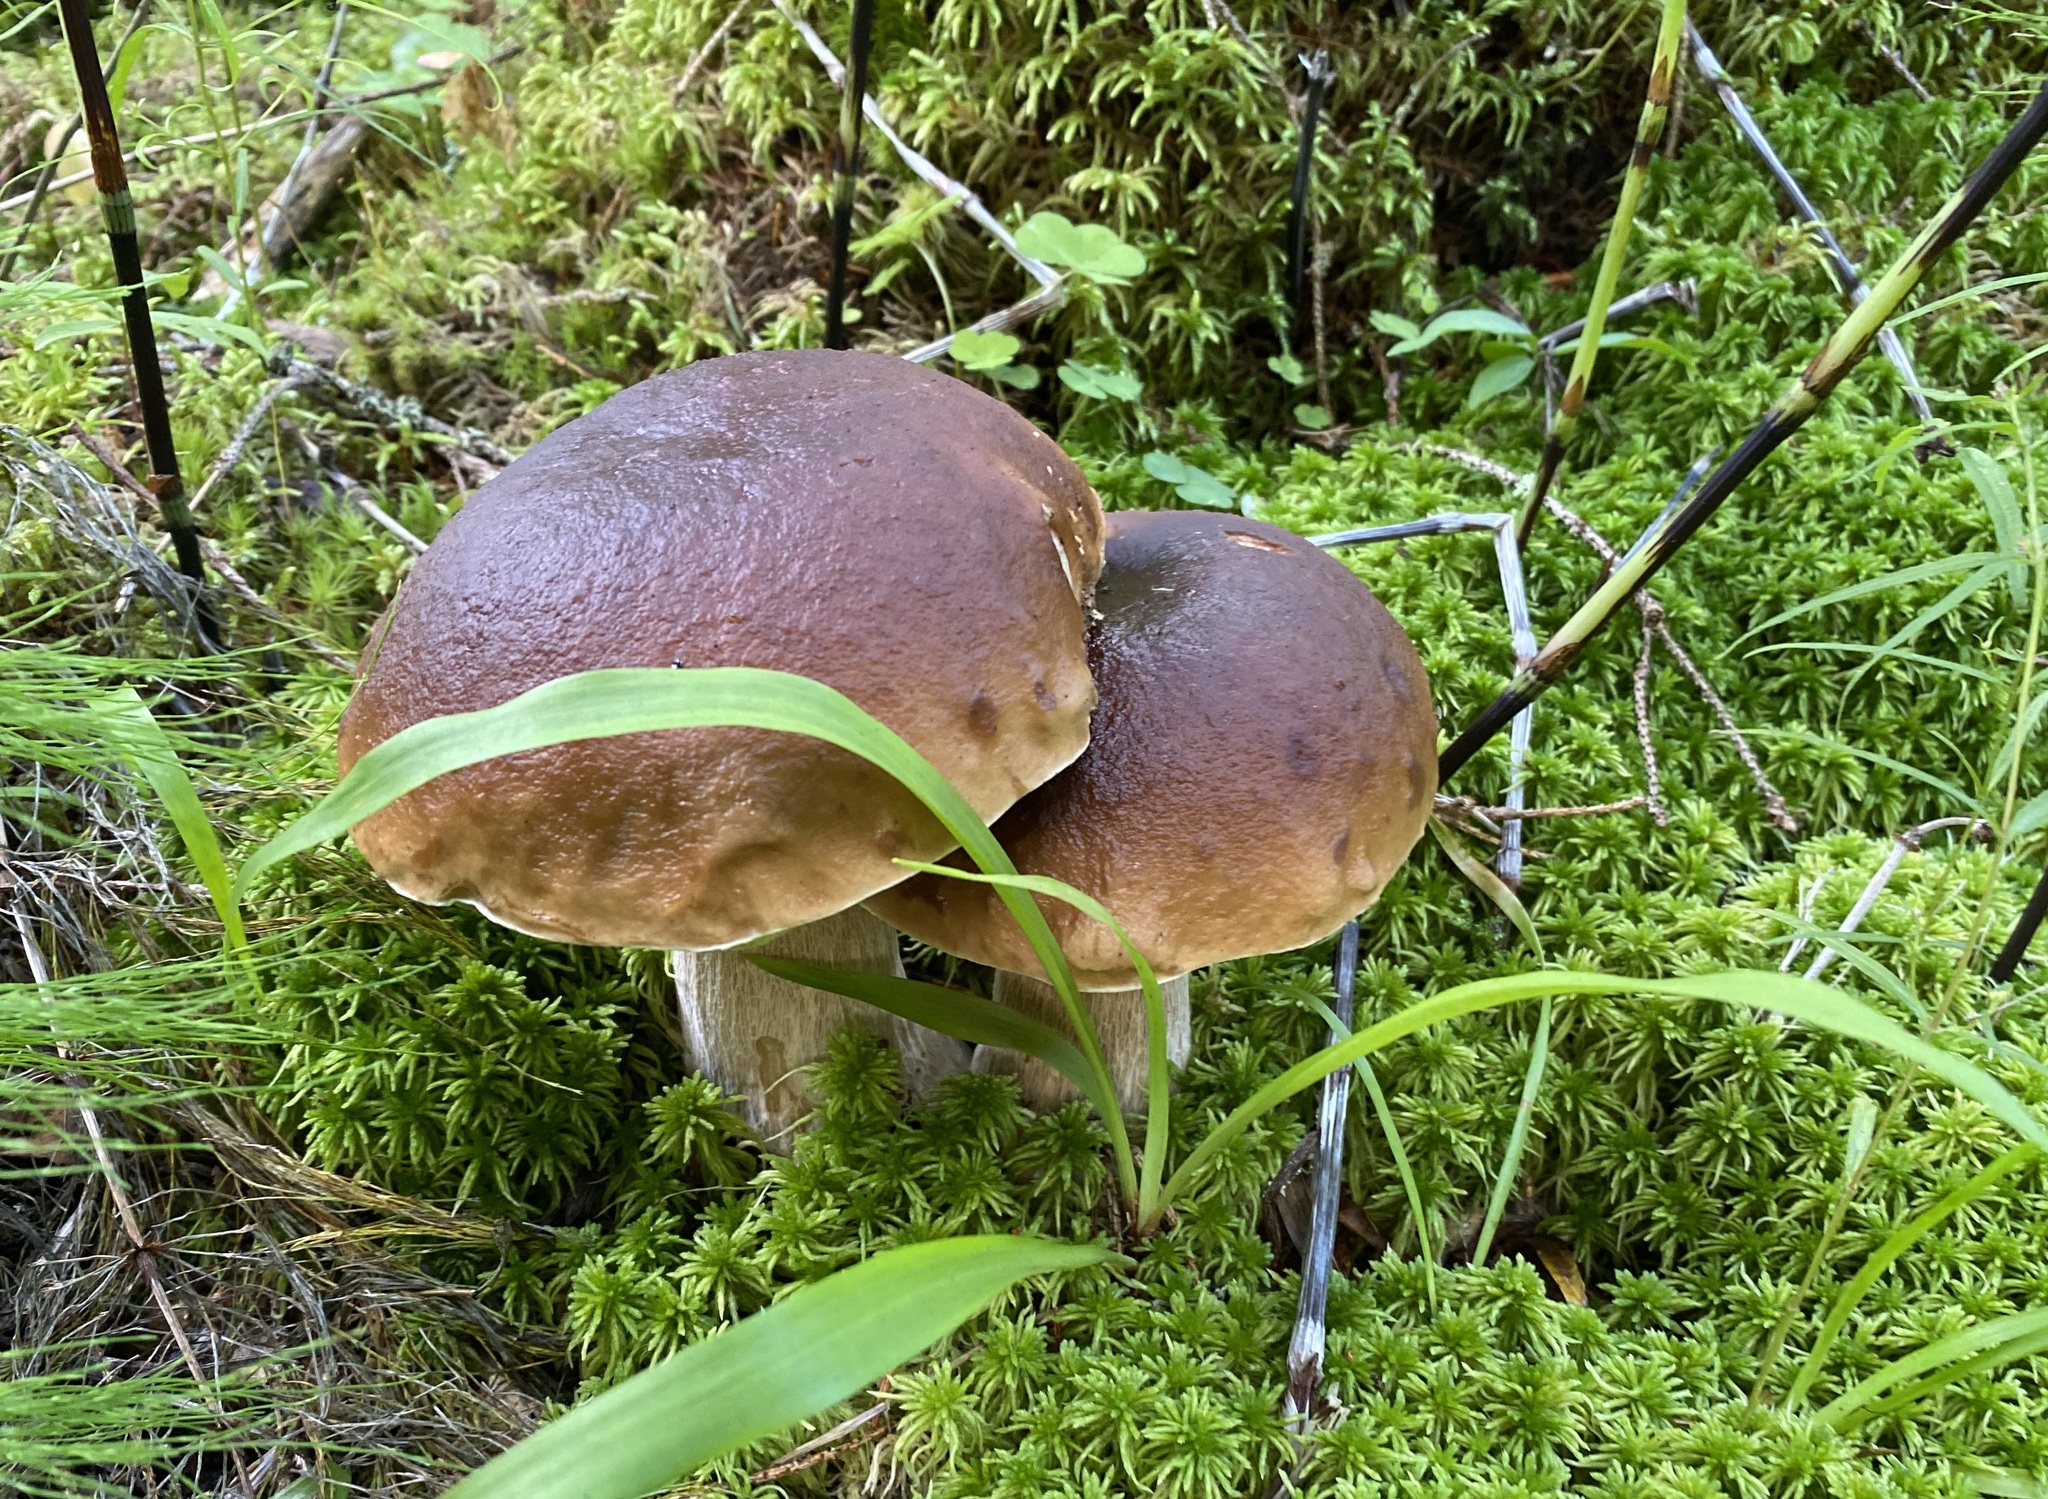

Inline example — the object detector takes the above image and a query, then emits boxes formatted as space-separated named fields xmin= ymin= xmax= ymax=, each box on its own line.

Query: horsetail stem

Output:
xmin=1515 ymin=0 xmax=1686 ymax=548
xmin=1686 ymin=19 xmax=1940 ymax=438
xmin=1445 ymin=78 xmax=2048 ymax=784
xmin=56 ymin=0 xmax=218 ymax=645
xmin=1284 ymin=49 xmax=1333 ymax=330
xmin=823 ymin=0 xmax=876 ymax=350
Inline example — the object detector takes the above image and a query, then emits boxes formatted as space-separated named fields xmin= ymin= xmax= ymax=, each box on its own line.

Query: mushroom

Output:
xmin=337 ymin=350 xmax=1106 ymax=1141
xmin=869 ymin=510 xmax=1436 ymax=1113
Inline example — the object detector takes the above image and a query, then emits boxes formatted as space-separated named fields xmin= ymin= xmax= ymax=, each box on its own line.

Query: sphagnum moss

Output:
xmin=6 ymin=1 xmax=2048 ymax=1495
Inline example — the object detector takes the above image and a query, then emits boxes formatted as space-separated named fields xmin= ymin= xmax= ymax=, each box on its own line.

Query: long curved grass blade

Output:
xmin=1816 ymin=1306 xmax=2048 ymax=1430
xmin=234 ymin=666 xmax=1137 ymax=1197
xmin=1751 ymin=728 xmax=1976 ymax=810
xmin=1787 ymin=1146 xmax=2036 ymax=1407
xmin=892 ymin=861 xmax=1170 ymax=1221
xmin=102 ymin=690 xmax=246 ymax=957
xmin=1156 ymin=970 xmax=2048 ymax=1213
xmin=1472 ymin=994 xmax=1552 ymax=1266
xmin=1733 ymin=552 xmax=2006 ymax=646
xmin=444 ymin=1235 xmax=1110 ymax=1499
xmin=1841 ymin=562 xmax=2006 ymax=695
xmin=1306 ymin=993 xmax=1436 ymax=1308
xmin=745 ymin=956 xmax=1116 ymax=1124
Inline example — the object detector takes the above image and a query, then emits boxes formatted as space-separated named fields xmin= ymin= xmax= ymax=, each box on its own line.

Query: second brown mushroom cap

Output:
xmin=869 ymin=509 xmax=1438 ymax=1107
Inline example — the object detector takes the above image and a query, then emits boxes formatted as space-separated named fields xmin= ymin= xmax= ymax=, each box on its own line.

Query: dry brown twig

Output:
xmin=749 ymin=1402 xmax=891 ymax=1483
xmin=1404 ymin=442 xmax=1798 ymax=832
xmin=674 ymin=0 xmax=755 ymax=103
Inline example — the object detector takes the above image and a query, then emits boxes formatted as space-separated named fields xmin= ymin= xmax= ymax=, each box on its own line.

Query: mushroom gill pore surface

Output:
xmin=337 ymin=350 xmax=1106 ymax=950
xmin=868 ymin=509 xmax=1438 ymax=988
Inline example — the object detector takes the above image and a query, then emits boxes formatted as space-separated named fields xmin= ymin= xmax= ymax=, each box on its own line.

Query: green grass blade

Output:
xmin=892 ymin=861 xmax=1170 ymax=1222
xmin=1751 ymin=728 xmax=1978 ymax=811
xmin=1841 ymin=562 xmax=2006 ymax=696
xmin=235 ymin=666 xmax=1139 ymax=1202
xmin=1733 ymin=552 xmax=2004 ymax=646
xmin=1866 ymin=1321 xmax=2048 ymax=1420
xmin=1471 ymin=994 xmax=1552 ymax=1266
xmin=1306 ymin=993 xmax=1436 ymax=1310
xmin=745 ymin=956 xmax=1117 ymax=1124
xmin=1788 ymin=1145 xmax=2036 ymax=1407
xmin=1156 ymin=970 xmax=2048 ymax=1214
xmin=444 ymin=1235 xmax=1109 ymax=1499
xmin=1816 ymin=1307 xmax=2048 ymax=1430
xmin=102 ymin=690 xmax=247 ymax=957
xmin=1514 ymin=0 xmax=1686 ymax=544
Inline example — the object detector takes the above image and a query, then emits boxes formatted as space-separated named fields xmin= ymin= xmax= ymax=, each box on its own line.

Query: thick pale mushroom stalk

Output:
xmin=971 ymin=972 xmax=1189 ymax=1115
xmin=676 ymin=909 xmax=969 ymax=1142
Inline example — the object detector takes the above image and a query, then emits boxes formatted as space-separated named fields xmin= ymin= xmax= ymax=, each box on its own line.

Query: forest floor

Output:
xmin=5 ymin=1 xmax=2048 ymax=1495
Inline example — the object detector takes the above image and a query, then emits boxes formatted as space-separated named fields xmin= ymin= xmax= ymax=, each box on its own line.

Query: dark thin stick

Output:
xmin=1854 ymin=19 xmax=1933 ymax=102
xmin=1515 ymin=0 xmax=1686 ymax=547
xmin=1284 ymin=50 xmax=1332 ymax=327
xmin=1282 ymin=917 xmax=1356 ymax=1426
xmin=1442 ymin=79 xmax=2048 ymax=783
xmin=185 ymin=374 xmax=308 ymax=512
xmin=1686 ymin=20 xmax=1937 ymax=435
xmin=823 ymin=0 xmax=876 ymax=349
xmin=1990 ymin=863 xmax=2048 ymax=982
xmin=0 ymin=3 xmax=154 ymax=281
xmin=56 ymin=0 xmax=218 ymax=646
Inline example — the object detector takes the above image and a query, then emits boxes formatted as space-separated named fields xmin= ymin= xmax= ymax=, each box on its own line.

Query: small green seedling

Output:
xmin=1141 ymin=449 xmax=1237 ymax=510
xmin=1058 ymin=361 xmax=1142 ymax=402
xmin=1266 ymin=354 xmax=1330 ymax=429
xmin=949 ymin=328 xmax=1039 ymax=390
xmin=1014 ymin=212 xmax=1145 ymax=284
xmin=1372 ymin=307 xmax=1669 ymax=411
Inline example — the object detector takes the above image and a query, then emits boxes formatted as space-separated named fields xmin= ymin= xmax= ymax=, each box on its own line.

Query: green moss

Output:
xmin=7 ymin=0 xmax=2048 ymax=1492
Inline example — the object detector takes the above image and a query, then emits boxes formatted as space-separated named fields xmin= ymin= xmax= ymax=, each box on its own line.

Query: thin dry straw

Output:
xmin=54 ymin=0 xmax=218 ymax=646
xmin=1686 ymin=20 xmax=1939 ymax=436
xmin=1282 ymin=916 xmax=1357 ymax=1426
xmin=1284 ymin=49 xmax=1333 ymax=330
xmin=1516 ymin=0 xmax=1686 ymax=547
xmin=823 ymin=0 xmax=877 ymax=350
xmin=1443 ymin=79 xmax=2048 ymax=785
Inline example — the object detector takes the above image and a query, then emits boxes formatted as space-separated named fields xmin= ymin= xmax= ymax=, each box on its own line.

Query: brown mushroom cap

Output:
xmin=338 ymin=350 xmax=1105 ymax=950
xmin=868 ymin=509 xmax=1436 ymax=988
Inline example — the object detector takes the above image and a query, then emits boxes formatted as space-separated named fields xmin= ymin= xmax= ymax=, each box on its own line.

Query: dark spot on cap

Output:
xmin=1380 ymin=651 xmax=1414 ymax=702
xmin=1287 ymin=730 xmax=1321 ymax=777
xmin=1404 ymin=750 xmax=1428 ymax=807
xmin=967 ymin=691 xmax=1000 ymax=740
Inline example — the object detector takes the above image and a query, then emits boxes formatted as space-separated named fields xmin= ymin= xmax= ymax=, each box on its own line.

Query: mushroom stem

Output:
xmin=675 ymin=907 xmax=969 ymax=1146
xmin=972 ymin=971 xmax=1191 ymax=1116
